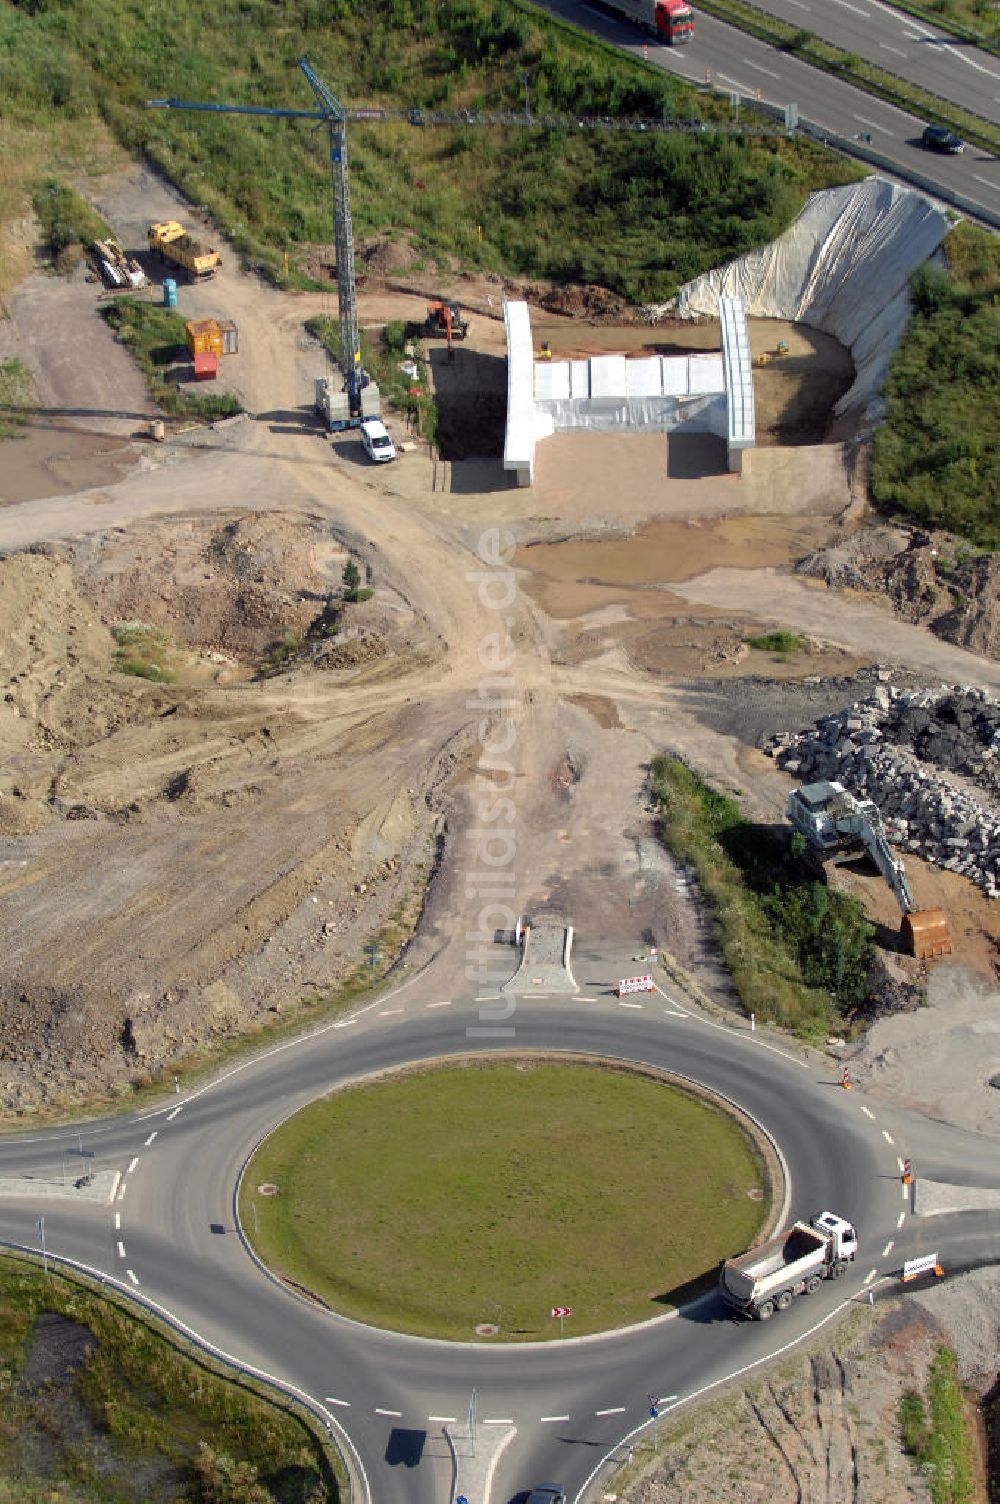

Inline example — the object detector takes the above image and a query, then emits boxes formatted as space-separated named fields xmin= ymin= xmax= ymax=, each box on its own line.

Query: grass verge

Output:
xmin=900 ymin=1347 xmax=976 ymax=1504
xmin=0 ymin=355 xmax=36 ymax=439
xmin=651 ymin=756 xmax=875 ymax=1038
xmin=0 ymin=1251 xmax=341 ymax=1503
xmin=112 ymin=621 xmax=179 ymax=683
xmin=744 ymin=629 xmax=804 ymax=659
xmin=101 ymin=296 xmax=242 ymax=423
xmin=878 ymin=0 xmax=1000 ymax=54
xmin=240 ymin=1060 xmax=768 ymax=1340
xmin=31 ymin=177 xmax=110 ymax=268
xmin=695 ymin=0 xmax=1000 ymax=155
xmin=872 ymin=222 xmax=1000 ymax=549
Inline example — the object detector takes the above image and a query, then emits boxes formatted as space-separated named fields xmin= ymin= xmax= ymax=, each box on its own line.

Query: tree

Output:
xmin=342 ymin=558 xmax=361 ymax=601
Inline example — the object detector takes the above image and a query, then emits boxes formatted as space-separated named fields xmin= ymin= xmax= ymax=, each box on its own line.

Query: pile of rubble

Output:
xmin=767 ymin=684 xmax=1000 ymax=900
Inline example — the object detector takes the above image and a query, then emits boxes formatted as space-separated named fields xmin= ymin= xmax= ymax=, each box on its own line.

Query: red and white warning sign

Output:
xmin=618 ymin=975 xmax=654 ymax=997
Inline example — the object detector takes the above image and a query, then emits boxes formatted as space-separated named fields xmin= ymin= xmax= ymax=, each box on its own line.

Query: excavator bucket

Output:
xmin=901 ymin=910 xmax=953 ymax=961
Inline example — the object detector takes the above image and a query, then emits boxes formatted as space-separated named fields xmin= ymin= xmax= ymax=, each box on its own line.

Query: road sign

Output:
xmin=551 ymin=1306 xmax=571 ymax=1318
xmin=902 ymin=1253 xmax=941 ymax=1283
xmin=70 ymin=1148 xmax=95 ymax=1158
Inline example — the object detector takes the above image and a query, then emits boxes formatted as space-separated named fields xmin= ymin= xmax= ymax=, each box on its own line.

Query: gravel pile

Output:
xmin=766 ymin=684 xmax=1000 ymax=899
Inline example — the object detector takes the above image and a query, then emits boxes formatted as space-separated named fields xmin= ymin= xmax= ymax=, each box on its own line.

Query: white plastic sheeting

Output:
xmin=503 ymin=300 xmax=536 ymax=486
xmin=671 ymin=177 xmax=951 ymax=419
xmin=532 ymin=349 xmax=726 ymax=434
xmin=719 ymin=294 xmax=754 ymax=469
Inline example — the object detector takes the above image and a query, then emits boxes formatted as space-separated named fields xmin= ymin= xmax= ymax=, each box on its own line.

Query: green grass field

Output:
xmin=240 ymin=1060 xmax=769 ymax=1340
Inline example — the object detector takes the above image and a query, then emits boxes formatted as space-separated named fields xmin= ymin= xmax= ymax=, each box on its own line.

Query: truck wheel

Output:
xmin=776 ymin=1290 xmax=793 ymax=1311
xmin=805 ymin=1276 xmax=822 ymax=1295
xmin=757 ymin=1300 xmax=775 ymax=1321
xmin=831 ymin=1260 xmax=849 ymax=1278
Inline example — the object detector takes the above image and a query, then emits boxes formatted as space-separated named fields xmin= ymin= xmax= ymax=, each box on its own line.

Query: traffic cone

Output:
xmin=842 ymin=1065 xmax=852 ymax=1090
xmin=902 ymin=1158 xmax=913 ymax=1186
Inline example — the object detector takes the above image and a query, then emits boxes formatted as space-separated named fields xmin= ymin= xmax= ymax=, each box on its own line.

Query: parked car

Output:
xmin=921 ymin=124 xmax=964 ymax=154
xmin=359 ymin=417 xmax=396 ymax=463
xmin=526 ymin=1488 xmax=565 ymax=1504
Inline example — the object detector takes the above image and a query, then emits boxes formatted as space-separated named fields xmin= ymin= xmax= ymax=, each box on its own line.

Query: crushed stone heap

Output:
xmin=766 ymin=683 xmax=1000 ymax=900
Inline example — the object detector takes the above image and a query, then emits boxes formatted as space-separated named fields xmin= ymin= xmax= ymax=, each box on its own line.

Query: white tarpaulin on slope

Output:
xmin=672 ymin=177 xmax=951 ymax=419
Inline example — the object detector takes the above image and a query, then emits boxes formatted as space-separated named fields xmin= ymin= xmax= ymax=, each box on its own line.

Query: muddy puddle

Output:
xmin=0 ymin=421 xmax=139 ymax=506
xmin=516 ymin=514 xmax=833 ymax=619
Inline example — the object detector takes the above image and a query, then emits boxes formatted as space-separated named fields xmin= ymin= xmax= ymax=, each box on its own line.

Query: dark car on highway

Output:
xmin=526 ymin=1489 xmax=565 ymax=1504
xmin=921 ymin=124 xmax=964 ymax=154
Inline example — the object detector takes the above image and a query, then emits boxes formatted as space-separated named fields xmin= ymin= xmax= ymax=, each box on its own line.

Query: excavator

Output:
xmin=424 ymin=300 xmax=469 ymax=358
xmin=786 ymin=781 xmax=953 ymax=961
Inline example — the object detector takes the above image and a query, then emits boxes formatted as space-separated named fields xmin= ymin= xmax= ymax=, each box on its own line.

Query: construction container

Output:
xmin=185 ymin=318 xmax=222 ymax=357
xmin=148 ymin=419 xmax=165 ymax=442
xmin=163 ymin=279 xmax=178 ymax=308
xmin=218 ymin=319 xmax=238 ymax=355
xmin=193 ymin=351 xmax=218 ymax=381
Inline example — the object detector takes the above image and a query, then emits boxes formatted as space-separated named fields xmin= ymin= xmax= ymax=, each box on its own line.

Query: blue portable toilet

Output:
xmin=163 ymin=278 xmax=178 ymax=308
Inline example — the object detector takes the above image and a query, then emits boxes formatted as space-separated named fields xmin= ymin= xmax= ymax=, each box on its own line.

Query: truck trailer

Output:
xmin=720 ymin=1212 xmax=857 ymax=1320
xmin=148 ymin=221 xmax=222 ymax=281
xmin=595 ymin=0 xmax=694 ymax=43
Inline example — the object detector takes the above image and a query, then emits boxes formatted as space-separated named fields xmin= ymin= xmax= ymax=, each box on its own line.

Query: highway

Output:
xmin=737 ymin=0 xmax=1000 ymax=125
xmin=2 ymin=942 xmax=998 ymax=1503
xmin=535 ymin=0 xmax=1000 ymax=225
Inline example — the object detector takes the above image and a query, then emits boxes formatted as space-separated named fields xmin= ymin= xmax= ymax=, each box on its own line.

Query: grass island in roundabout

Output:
xmin=239 ymin=1058 xmax=774 ymax=1341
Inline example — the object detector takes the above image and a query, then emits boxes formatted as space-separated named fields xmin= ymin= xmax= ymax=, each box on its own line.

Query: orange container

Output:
xmin=186 ymin=318 xmax=222 ymax=357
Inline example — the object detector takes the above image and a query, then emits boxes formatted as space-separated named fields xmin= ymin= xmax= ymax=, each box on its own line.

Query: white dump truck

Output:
xmin=720 ymin=1212 xmax=858 ymax=1320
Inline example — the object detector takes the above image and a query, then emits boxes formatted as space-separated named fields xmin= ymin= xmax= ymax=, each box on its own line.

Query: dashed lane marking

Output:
xmin=379 ymin=1008 xmax=404 ymax=1016
xmin=860 ymin=1106 xmax=875 ymax=1120
xmin=657 ymin=1395 xmax=679 ymax=1406
xmin=484 ymin=1418 xmax=514 ymax=1425
xmin=879 ymin=42 xmax=907 ymax=56
xmin=126 ymin=1269 xmax=139 ymax=1286
xmin=166 ymin=1106 xmax=182 ymax=1122
xmin=324 ymin=1397 xmax=351 ymax=1407
xmin=116 ymin=1182 xmax=127 ymax=1202
xmin=428 ymin=1415 xmax=457 ymax=1424
xmin=595 ymin=1406 xmax=627 ymax=1416
xmin=426 ymin=1001 xmax=452 ymax=1009
xmin=114 ymin=1213 xmax=121 ymax=1231
xmin=897 ymin=1211 xmax=906 ymax=1229
xmin=662 ymin=1006 xmax=689 ymax=1018
xmin=375 ymin=1408 xmax=402 ymax=1418
xmin=882 ymin=1130 xmax=895 ymax=1146
xmin=144 ymin=1131 xmax=158 ymax=1147
xmin=973 ymin=174 xmax=996 ymax=189
xmin=744 ymin=58 xmax=780 ymax=78
xmin=116 ymin=1240 xmax=126 ymax=1258
xmin=540 ymin=1415 xmax=569 ymax=1423
xmin=864 ymin=1269 xmax=878 ymax=1286
xmin=902 ymin=1182 xmax=908 ymax=1201
xmin=619 ymin=1001 xmax=644 ymax=1010
xmin=127 ymin=1157 xmax=139 ymax=1174
xmin=883 ymin=1240 xmax=894 ymax=1256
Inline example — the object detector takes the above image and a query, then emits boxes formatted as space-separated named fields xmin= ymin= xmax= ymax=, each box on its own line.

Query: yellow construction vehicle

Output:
xmin=786 ymin=781 xmax=952 ymax=961
xmin=148 ymin=221 xmax=222 ymax=281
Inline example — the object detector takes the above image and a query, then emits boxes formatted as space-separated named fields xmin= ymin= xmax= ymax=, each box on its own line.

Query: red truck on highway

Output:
xmin=595 ymin=0 xmax=694 ymax=44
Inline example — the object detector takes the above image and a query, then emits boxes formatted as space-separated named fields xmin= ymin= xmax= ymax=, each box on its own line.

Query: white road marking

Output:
xmin=333 ymin=1018 xmax=358 ymax=1029
xmin=144 ymin=1131 xmax=158 ymax=1147
xmin=484 ymin=1418 xmax=514 ymax=1425
xmin=426 ymin=1001 xmax=452 ymax=1009
xmin=973 ymin=174 xmax=996 ymax=189
xmin=577 ymin=996 xmax=598 ymax=1002
xmin=897 ymin=1211 xmax=906 ymax=1228
xmin=166 ymin=1106 xmax=182 ymax=1122
xmin=127 ymin=1269 xmax=139 ymax=1285
xmin=540 ymin=1415 xmax=569 ymax=1423
xmin=116 ymin=1240 xmax=126 ymax=1258
xmin=662 ymin=1006 xmax=689 ymax=1018
xmin=854 ymin=115 xmax=889 ymax=135
xmin=375 ymin=1408 xmax=402 ymax=1418
xmin=864 ymin=1268 xmax=877 ymax=1286
xmin=475 ymin=995 xmax=500 ymax=1003
xmin=127 ymin=1157 xmax=139 ymax=1174
xmin=830 ymin=0 xmax=870 ymax=16
xmin=657 ymin=1394 xmax=679 ymax=1406
xmin=595 ymin=1406 xmax=627 ymax=1416
xmin=114 ymin=1213 xmax=121 ymax=1231
xmin=324 ymin=1396 xmax=351 ymax=1407
xmin=879 ymin=42 xmax=907 ymax=57
xmin=744 ymin=59 xmax=780 ymax=78
xmin=882 ymin=1130 xmax=895 ymax=1146
xmin=428 ymin=1415 xmax=457 ymax=1423
xmin=116 ymin=1182 xmax=127 ymax=1202
xmin=902 ymin=1182 xmax=909 ymax=1201
xmin=883 ymin=1240 xmax=894 ymax=1256
xmin=653 ymin=981 xmax=808 ymax=1066
xmin=379 ymin=1008 xmax=404 ymax=1015
xmin=860 ymin=1106 xmax=875 ymax=1119
xmin=619 ymin=1001 xmax=644 ymax=1009
xmin=534 ymin=993 xmax=552 ymax=999
xmin=787 ymin=0 xmax=811 ymax=8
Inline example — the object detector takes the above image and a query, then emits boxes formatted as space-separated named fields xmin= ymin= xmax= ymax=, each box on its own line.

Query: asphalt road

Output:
xmin=535 ymin=0 xmax=1000 ymax=225
xmin=2 ymin=954 xmax=998 ymax=1504
xmin=745 ymin=0 xmax=1000 ymax=125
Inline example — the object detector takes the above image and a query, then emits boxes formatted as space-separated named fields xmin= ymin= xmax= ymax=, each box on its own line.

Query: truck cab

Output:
xmin=812 ymin=1211 xmax=857 ymax=1262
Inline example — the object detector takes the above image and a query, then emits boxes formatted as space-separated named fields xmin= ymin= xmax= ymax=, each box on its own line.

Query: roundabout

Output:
xmin=238 ymin=1056 xmax=772 ymax=1341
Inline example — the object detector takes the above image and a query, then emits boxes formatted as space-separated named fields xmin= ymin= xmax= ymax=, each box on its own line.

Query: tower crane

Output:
xmin=148 ymin=60 xmax=773 ymax=424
